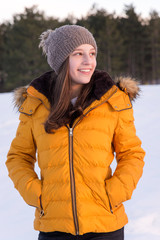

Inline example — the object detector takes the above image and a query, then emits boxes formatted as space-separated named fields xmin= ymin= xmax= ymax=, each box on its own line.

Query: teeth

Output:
xmin=79 ymin=69 xmax=90 ymax=72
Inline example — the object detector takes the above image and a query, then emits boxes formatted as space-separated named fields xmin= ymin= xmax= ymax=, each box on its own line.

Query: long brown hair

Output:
xmin=45 ymin=58 xmax=93 ymax=133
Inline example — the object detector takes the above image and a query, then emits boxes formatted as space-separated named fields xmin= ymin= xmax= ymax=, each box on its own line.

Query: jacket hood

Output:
xmin=13 ymin=70 xmax=140 ymax=109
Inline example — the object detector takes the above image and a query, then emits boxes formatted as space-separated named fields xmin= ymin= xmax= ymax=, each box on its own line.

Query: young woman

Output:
xmin=6 ymin=25 xmax=145 ymax=240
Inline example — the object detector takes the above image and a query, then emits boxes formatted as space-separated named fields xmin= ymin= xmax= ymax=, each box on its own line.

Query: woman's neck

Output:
xmin=71 ymin=84 xmax=82 ymax=99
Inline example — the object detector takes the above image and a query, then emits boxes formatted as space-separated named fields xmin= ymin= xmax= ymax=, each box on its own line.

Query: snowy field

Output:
xmin=0 ymin=85 xmax=160 ymax=240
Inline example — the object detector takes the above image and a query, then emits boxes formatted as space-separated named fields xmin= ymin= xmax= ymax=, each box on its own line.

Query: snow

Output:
xmin=1 ymin=85 xmax=160 ymax=240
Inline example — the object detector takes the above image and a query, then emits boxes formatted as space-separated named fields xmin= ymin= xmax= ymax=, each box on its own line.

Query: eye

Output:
xmin=90 ymin=52 xmax=95 ymax=56
xmin=73 ymin=52 xmax=82 ymax=56
xmin=75 ymin=52 xmax=82 ymax=56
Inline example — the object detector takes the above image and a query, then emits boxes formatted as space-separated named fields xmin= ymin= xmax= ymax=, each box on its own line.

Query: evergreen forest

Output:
xmin=0 ymin=4 xmax=160 ymax=92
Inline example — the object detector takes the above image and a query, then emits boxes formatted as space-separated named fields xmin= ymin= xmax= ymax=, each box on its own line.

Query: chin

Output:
xmin=81 ymin=78 xmax=91 ymax=84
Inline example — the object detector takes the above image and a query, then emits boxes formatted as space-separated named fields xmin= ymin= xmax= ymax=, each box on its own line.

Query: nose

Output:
xmin=82 ymin=54 xmax=92 ymax=65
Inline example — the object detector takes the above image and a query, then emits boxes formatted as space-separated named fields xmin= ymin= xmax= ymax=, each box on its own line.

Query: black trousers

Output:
xmin=38 ymin=227 xmax=124 ymax=240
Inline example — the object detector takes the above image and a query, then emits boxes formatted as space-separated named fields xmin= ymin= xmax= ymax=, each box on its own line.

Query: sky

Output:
xmin=0 ymin=0 xmax=160 ymax=23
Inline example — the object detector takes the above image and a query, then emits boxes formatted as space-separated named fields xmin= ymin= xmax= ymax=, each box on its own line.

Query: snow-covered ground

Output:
xmin=0 ymin=85 xmax=160 ymax=240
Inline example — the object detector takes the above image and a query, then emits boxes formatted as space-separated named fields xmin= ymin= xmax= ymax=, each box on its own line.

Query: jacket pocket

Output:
xmin=39 ymin=186 xmax=53 ymax=218
xmin=105 ymin=189 xmax=113 ymax=214
xmin=39 ymin=195 xmax=44 ymax=218
xmin=85 ymin=180 xmax=114 ymax=215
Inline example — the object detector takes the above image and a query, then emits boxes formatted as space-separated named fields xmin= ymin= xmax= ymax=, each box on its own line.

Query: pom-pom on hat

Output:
xmin=39 ymin=25 xmax=97 ymax=74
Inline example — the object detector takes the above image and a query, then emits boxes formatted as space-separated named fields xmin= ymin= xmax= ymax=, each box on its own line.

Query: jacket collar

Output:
xmin=28 ymin=69 xmax=115 ymax=103
xmin=13 ymin=69 xmax=140 ymax=109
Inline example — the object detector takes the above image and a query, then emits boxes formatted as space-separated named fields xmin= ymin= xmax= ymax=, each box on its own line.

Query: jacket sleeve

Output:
xmin=105 ymin=107 xmax=145 ymax=209
xmin=6 ymin=112 xmax=42 ymax=208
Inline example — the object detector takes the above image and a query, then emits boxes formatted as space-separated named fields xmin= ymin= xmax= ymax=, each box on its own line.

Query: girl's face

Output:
xmin=69 ymin=44 xmax=97 ymax=91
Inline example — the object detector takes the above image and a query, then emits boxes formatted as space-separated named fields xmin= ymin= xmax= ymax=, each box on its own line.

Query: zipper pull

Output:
xmin=69 ymin=128 xmax=73 ymax=136
xmin=40 ymin=209 xmax=44 ymax=218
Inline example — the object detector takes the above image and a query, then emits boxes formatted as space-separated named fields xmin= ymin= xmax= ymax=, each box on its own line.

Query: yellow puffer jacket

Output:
xmin=6 ymin=70 xmax=145 ymax=235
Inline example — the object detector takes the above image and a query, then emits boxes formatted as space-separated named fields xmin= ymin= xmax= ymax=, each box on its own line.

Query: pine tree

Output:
xmin=1 ymin=6 xmax=59 ymax=91
xmin=149 ymin=11 xmax=160 ymax=83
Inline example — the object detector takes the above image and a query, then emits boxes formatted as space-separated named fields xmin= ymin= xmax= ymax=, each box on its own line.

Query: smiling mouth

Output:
xmin=78 ymin=69 xmax=92 ymax=73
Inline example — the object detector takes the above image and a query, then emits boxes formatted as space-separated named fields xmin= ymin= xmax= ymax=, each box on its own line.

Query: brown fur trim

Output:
xmin=13 ymin=71 xmax=141 ymax=110
xmin=13 ymin=85 xmax=28 ymax=108
xmin=115 ymin=76 xmax=140 ymax=101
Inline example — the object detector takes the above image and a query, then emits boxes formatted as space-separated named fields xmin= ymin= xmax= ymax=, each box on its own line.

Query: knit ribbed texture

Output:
xmin=39 ymin=25 xmax=97 ymax=74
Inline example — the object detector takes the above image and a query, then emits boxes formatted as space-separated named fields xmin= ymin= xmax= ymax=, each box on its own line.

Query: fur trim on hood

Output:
xmin=115 ymin=76 xmax=140 ymax=101
xmin=13 ymin=85 xmax=29 ymax=109
xmin=13 ymin=70 xmax=140 ymax=109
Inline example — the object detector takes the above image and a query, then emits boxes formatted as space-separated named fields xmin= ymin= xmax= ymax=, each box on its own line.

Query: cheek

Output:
xmin=69 ymin=64 xmax=74 ymax=79
xmin=93 ymin=58 xmax=97 ymax=69
xmin=69 ymin=58 xmax=78 ymax=77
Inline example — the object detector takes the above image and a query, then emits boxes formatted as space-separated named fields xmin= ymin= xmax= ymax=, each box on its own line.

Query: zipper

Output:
xmin=66 ymin=87 xmax=117 ymax=234
xmin=68 ymin=127 xmax=79 ymax=235
xmin=39 ymin=195 xmax=44 ymax=218
xmin=105 ymin=190 xmax=113 ymax=214
xmin=28 ymin=203 xmax=44 ymax=218
xmin=40 ymin=209 xmax=44 ymax=218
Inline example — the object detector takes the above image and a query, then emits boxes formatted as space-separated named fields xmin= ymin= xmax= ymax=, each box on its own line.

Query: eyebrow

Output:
xmin=73 ymin=48 xmax=95 ymax=51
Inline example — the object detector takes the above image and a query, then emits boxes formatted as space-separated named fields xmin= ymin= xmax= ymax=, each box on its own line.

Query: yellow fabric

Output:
xmin=6 ymin=85 xmax=145 ymax=235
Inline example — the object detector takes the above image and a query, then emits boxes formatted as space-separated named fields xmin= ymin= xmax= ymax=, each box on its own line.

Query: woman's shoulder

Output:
xmin=13 ymin=86 xmax=42 ymax=116
xmin=108 ymin=76 xmax=140 ymax=112
xmin=13 ymin=71 xmax=53 ymax=116
xmin=115 ymin=76 xmax=140 ymax=102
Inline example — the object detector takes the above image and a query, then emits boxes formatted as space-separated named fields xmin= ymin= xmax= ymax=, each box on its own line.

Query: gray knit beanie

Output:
xmin=39 ymin=25 xmax=97 ymax=74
